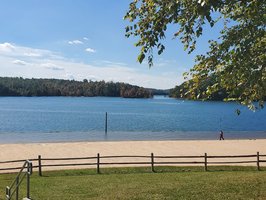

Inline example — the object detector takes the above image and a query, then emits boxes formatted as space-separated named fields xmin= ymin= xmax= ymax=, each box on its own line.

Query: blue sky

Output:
xmin=0 ymin=0 xmax=221 ymax=89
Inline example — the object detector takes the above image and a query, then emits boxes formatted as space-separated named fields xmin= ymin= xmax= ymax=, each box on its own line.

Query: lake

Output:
xmin=0 ymin=96 xmax=265 ymax=143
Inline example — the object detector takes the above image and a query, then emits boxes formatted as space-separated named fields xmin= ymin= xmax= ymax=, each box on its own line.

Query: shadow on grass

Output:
xmin=34 ymin=166 xmax=265 ymax=178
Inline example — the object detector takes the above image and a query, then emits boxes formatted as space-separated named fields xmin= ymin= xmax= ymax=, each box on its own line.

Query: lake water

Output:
xmin=0 ymin=96 xmax=265 ymax=143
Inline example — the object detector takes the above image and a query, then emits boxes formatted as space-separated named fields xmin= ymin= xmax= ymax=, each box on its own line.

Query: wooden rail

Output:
xmin=0 ymin=152 xmax=265 ymax=175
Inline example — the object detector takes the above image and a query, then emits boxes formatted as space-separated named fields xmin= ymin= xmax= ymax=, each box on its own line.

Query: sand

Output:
xmin=0 ymin=139 xmax=265 ymax=172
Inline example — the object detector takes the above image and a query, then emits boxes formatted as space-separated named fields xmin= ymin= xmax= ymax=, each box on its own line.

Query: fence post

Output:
xmin=16 ymin=177 xmax=19 ymax=200
xmin=26 ymin=162 xmax=31 ymax=199
xmin=151 ymin=153 xmax=155 ymax=172
xmin=97 ymin=153 xmax=100 ymax=174
xmin=257 ymin=152 xmax=260 ymax=171
xmin=6 ymin=186 xmax=10 ymax=200
xmin=38 ymin=155 xmax=42 ymax=176
xmin=204 ymin=153 xmax=208 ymax=171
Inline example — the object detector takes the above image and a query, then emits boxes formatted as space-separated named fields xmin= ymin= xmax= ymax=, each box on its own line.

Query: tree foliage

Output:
xmin=169 ymin=74 xmax=227 ymax=100
xmin=124 ymin=0 xmax=266 ymax=110
xmin=0 ymin=77 xmax=152 ymax=98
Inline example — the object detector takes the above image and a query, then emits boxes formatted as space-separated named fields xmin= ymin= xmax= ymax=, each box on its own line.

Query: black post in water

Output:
xmin=105 ymin=112 xmax=108 ymax=134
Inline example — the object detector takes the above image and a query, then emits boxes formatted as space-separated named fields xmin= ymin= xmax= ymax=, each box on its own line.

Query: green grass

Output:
xmin=0 ymin=166 xmax=266 ymax=200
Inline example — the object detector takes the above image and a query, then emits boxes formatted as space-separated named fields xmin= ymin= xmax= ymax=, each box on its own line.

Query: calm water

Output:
xmin=0 ymin=96 xmax=265 ymax=143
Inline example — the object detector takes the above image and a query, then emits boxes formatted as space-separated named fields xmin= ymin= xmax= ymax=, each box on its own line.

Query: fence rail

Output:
xmin=0 ymin=152 xmax=265 ymax=175
xmin=0 ymin=159 xmax=37 ymax=164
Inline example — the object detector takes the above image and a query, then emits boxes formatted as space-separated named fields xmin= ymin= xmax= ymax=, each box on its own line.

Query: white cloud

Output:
xmin=23 ymin=52 xmax=42 ymax=57
xmin=12 ymin=59 xmax=27 ymax=65
xmin=0 ymin=42 xmax=180 ymax=89
xmin=101 ymin=60 xmax=127 ymax=67
xmin=65 ymin=73 xmax=75 ymax=80
xmin=83 ymin=37 xmax=89 ymax=41
xmin=0 ymin=42 xmax=15 ymax=52
xmin=0 ymin=42 xmax=62 ymax=59
xmin=85 ymin=48 xmax=96 ymax=53
xmin=68 ymin=40 xmax=83 ymax=45
xmin=41 ymin=63 xmax=64 ymax=71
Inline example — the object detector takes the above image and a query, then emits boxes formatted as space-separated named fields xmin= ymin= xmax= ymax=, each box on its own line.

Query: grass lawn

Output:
xmin=0 ymin=166 xmax=266 ymax=200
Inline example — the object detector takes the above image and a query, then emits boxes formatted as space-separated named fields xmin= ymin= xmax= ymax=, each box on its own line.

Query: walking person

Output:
xmin=219 ymin=130 xmax=224 ymax=140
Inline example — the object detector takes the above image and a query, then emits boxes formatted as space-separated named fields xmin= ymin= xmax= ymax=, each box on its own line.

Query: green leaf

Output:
xmin=138 ymin=53 xmax=145 ymax=63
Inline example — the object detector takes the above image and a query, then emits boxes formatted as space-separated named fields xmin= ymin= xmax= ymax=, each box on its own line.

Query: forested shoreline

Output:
xmin=0 ymin=77 xmax=152 ymax=98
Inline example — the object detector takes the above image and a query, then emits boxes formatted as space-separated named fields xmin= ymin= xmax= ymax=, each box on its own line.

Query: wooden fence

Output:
xmin=0 ymin=152 xmax=265 ymax=176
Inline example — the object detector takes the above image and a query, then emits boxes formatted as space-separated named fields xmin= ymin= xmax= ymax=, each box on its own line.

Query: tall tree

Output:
xmin=124 ymin=0 xmax=265 ymax=110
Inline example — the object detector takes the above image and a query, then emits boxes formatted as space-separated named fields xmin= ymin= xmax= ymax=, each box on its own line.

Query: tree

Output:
xmin=124 ymin=0 xmax=265 ymax=110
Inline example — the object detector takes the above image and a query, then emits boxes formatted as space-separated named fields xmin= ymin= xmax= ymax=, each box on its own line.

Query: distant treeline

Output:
xmin=148 ymin=88 xmax=169 ymax=96
xmin=0 ymin=77 xmax=152 ymax=98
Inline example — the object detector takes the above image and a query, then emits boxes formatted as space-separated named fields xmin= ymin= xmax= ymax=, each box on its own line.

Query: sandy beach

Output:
xmin=1 ymin=139 xmax=265 ymax=172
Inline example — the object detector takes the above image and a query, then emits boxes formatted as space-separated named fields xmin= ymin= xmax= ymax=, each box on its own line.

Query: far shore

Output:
xmin=0 ymin=139 xmax=265 ymax=172
xmin=0 ymin=137 xmax=265 ymax=145
xmin=1 ymin=130 xmax=266 ymax=145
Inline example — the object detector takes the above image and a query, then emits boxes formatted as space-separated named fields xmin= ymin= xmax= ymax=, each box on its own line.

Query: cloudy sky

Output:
xmin=0 ymin=0 xmax=221 ymax=89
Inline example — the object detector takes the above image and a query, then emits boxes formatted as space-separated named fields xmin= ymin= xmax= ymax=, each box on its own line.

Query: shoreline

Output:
xmin=0 ymin=137 xmax=264 ymax=145
xmin=1 ymin=139 xmax=265 ymax=172
xmin=1 ymin=130 xmax=266 ymax=144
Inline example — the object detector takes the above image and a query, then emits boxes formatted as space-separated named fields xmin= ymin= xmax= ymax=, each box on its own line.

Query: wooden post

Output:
xmin=151 ymin=153 xmax=155 ymax=172
xmin=29 ymin=162 xmax=33 ymax=175
xmin=16 ymin=177 xmax=19 ymax=200
xmin=6 ymin=186 xmax=10 ymax=200
xmin=105 ymin=112 xmax=108 ymax=134
xmin=26 ymin=162 xmax=30 ymax=199
xmin=204 ymin=153 xmax=208 ymax=171
xmin=38 ymin=155 xmax=42 ymax=176
xmin=257 ymin=152 xmax=260 ymax=171
xmin=97 ymin=153 xmax=100 ymax=174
